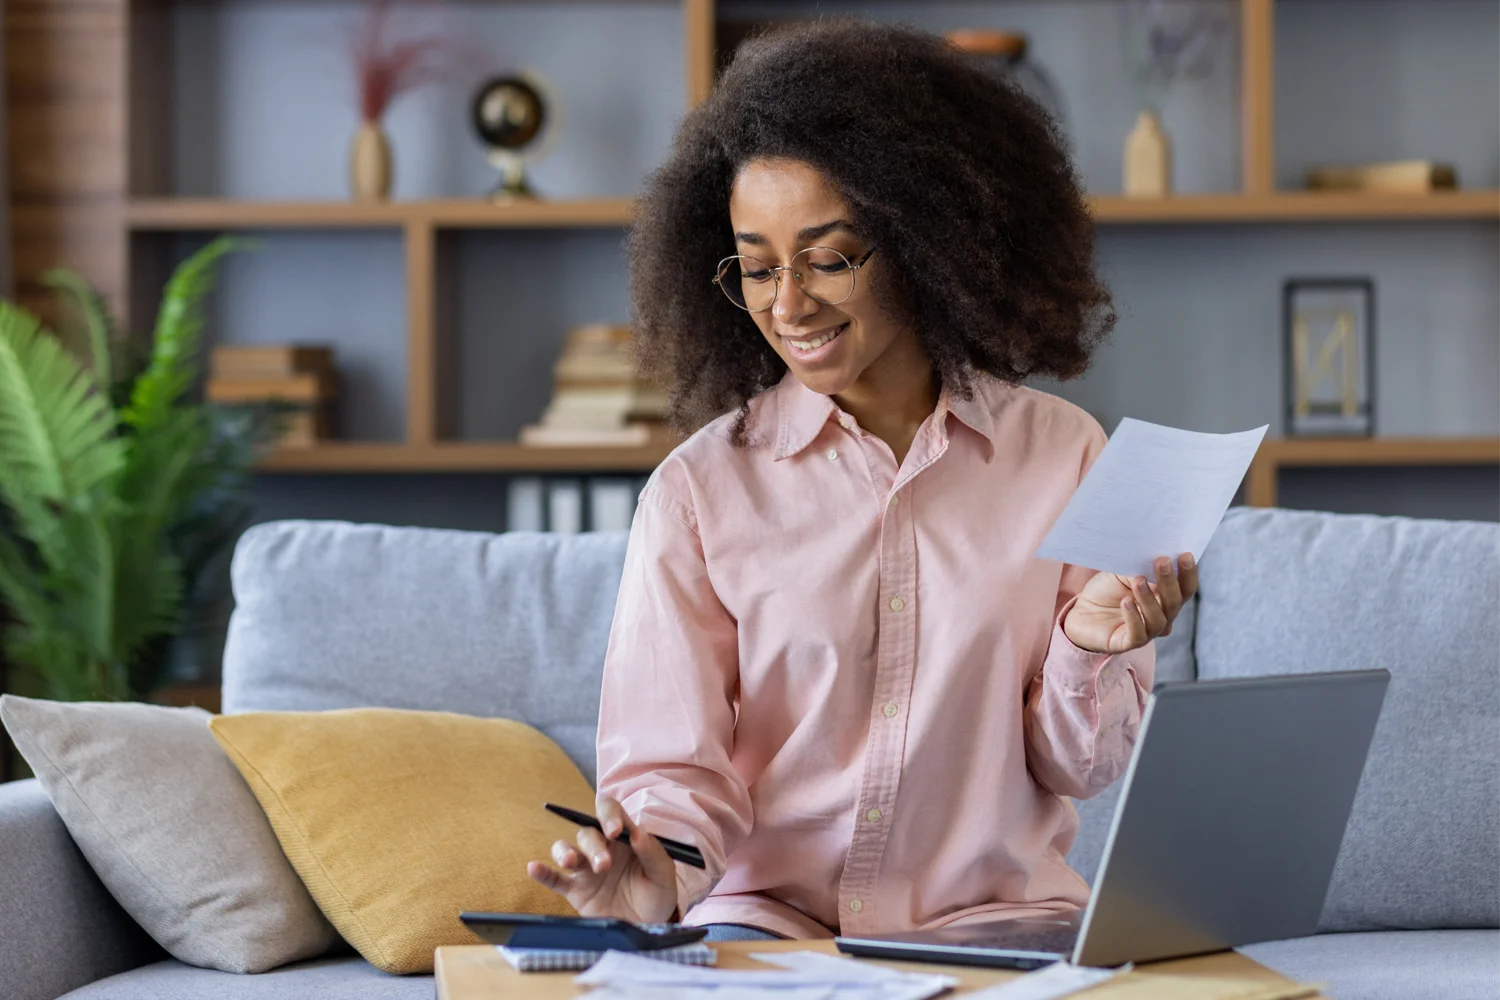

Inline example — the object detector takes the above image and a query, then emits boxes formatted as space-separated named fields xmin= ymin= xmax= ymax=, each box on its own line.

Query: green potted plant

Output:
xmin=0 ymin=237 xmax=272 ymax=707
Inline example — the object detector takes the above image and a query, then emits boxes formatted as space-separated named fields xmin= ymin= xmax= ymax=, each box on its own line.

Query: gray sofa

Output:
xmin=2 ymin=506 xmax=1496 ymax=1000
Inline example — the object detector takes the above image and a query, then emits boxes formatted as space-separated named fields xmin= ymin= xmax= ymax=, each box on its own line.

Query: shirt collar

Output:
xmin=773 ymin=371 xmax=838 ymax=460
xmin=772 ymin=370 xmax=999 ymax=462
xmin=941 ymin=382 xmax=998 ymax=461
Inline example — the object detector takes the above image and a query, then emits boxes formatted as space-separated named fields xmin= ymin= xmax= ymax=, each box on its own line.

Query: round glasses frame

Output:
xmin=712 ymin=246 xmax=877 ymax=313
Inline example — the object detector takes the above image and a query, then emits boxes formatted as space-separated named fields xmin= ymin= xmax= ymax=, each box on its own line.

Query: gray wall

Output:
xmin=173 ymin=0 xmax=685 ymax=200
xmin=168 ymin=0 xmax=1499 ymax=532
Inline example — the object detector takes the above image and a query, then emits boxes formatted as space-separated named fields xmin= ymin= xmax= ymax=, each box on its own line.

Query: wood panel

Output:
xmin=256 ymin=439 xmax=680 ymax=474
xmin=126 ymin=198 xmax=638 ymax=230
xmin=684 ymin=0 xmax=716 ymax=106
xmin=1244 ymin=437 xmax=1500 ymax=507
xmin=404 ymin=220 xmax=438 ymax=444
xmin=1090 ymin=190 xmax=1500 ymax=223
xmin=126 ymin=0 xmax=172 ymax=197
xmin=1241 ymin=0 xmax=1276 ymax=195
xmin=4 ymin=1 xmax=129 ymax=325
xmin=120 ymin=191 xmax=1500 ymax=234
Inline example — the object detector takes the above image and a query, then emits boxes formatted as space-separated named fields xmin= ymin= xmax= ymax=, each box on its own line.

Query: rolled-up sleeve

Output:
xmin=595 ymin=478 xmax=751 ymax=915
xmin=1023 ymin=578 xmax=1155 ymax=800
xmin=1022 ymin=420 xmax=1155 ymax=800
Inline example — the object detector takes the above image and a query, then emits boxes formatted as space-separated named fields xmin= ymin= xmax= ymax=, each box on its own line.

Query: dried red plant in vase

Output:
xmin=346 ymin=0 xmax=457 ymax=201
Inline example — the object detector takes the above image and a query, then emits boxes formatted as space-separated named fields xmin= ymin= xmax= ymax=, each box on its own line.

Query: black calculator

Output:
xmin=459 ymin=912 xmax=709 ymax=951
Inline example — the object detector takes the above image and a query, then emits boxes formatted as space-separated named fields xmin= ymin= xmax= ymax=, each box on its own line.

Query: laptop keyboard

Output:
xmin=967 ymin=925 xmax=1079 ymax=955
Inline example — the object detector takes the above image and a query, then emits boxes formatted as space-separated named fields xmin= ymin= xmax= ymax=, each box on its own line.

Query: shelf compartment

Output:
xmin=256 ymin=440 xmax=679 ymax=474
xmin=1245 ymin=436 xmax=1500 ymax=506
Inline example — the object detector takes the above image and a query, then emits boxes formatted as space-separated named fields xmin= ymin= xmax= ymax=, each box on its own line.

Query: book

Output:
xmin=497 ymin=942 xmax=716 ymax=972
xmin=519 ymin=424 xmax=654 ymax=448
xmin=539 ymin=392 xmax=668 ymax=429
xmin=204 ymin=373 xmax=336 ymax=404
xmin=507 ymin=478 xmax=546 ymax=532
xmin=204 ymin=372 xmax=338 ymax=448
xmin=588 ymin=479 xmax=639 ymax=532
xmin=210 ymin=345 xmax=334 ymax=380
xmin=547 ymin=479 xmax=584 ymax=533
xmin=273 ymin=410 xmax=331 ymax=449
xmin=1305 ymin=159 xmax=1457 ymax=194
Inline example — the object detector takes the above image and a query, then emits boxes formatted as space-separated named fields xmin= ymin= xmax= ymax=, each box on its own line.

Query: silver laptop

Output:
xmin=836 ymin=669 xmax=1390 ymax=969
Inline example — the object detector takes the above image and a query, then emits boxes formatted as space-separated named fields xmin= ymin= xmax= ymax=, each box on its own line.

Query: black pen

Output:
xmin=544 ymin=802 xmax=707 ymax=869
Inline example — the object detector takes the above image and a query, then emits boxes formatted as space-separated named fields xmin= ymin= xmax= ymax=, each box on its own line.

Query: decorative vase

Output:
xmin=350 ymin=120 xmax=392 ymax=201
xmin=1123 ymin=109 xmax=1172 ymax=198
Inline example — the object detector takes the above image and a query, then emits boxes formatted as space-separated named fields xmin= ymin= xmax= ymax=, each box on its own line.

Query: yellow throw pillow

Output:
xmin=208 ymin=708 xmax=593 ymax=974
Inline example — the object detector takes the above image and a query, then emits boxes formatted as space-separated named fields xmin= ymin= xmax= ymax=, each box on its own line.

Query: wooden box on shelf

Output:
xmin=207 ymin=345 xmax=338 ymax=449
xmin=1306 ymin=159 xmax=1458 ymax=195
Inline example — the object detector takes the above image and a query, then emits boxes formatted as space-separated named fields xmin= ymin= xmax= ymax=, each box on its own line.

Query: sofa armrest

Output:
xmin=0 ymin=779 xmax=159 ymax=1000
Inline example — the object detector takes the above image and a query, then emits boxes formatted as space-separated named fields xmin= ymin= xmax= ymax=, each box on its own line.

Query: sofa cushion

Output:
xmin=59 ymin=957 xmax=429 ymax=1000
xmin=0 ymin=779 xmax=160 ymax=1000
xmin=1241 ymin=930 xmax=1500 ymax=1000
xmin=0 ymin=697 xmax=337 ymax=974
xmin=209 ymin=709 xmax=594 ymax=974
xmin=224 ymin=521 xmax=629 ymax=783
xmin=1195 ymin=507 xmax=1499 ymax=931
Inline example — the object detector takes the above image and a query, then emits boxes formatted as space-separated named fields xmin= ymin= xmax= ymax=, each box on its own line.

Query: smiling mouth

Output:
xmin=783 ymin=322 xmax=848 ymax=352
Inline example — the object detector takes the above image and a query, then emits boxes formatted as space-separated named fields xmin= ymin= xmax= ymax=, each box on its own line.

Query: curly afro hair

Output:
xmin=629 ymin=17 xmax=1114 ymax=441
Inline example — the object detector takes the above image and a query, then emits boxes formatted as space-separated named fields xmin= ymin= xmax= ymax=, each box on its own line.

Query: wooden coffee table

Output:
xmin=436 ymin=940 xmax=1326 ymax=999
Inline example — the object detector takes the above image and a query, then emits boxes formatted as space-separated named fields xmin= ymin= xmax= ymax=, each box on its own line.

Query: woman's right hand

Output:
xmin=526 ymin=796 xmax=680 ymax=924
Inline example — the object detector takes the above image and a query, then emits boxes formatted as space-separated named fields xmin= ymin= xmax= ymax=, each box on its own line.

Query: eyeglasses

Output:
xmin=713 ymin=246 xmax=877 ymax=313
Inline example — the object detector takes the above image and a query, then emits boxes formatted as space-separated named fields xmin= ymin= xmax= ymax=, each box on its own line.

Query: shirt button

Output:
xmin=866 ymin=808 xmax=883 ymax=823
xmin=839 ymin=415 xmax=853 ymax=429
xmin=888 ymin=495 xmax=899 ymax=507
xmin=826 ymin=449 xmax=838 ymax=461
xmin=888 ymin=596 xmax=905 ymax=612
xmin=883 ymin=702 xmax=898 ymax=718
xmin=848 ymin=898 xmax=863 ymax=913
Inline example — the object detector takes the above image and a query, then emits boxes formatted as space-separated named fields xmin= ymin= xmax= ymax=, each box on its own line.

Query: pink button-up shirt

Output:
xmin=596 ymin=372 xmax=1154 ymax=940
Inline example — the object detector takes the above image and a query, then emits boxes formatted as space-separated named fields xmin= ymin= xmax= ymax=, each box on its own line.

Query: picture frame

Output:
xmin=1282 ymin=278 xmax=1376 ymax=437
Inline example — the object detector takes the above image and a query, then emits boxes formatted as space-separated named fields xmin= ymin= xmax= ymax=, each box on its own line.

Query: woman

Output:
xmin=527 ymin=19 xmax=1194 ymax=942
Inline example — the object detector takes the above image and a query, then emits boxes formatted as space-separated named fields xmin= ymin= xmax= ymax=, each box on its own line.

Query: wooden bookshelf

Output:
xmin=256 ymin=440 xmax=681 ymax=474
xmin=1244 ymin=437 xmax=1500 ymax=507
xmin=6 ymin=0 xmax=1497 ymax=482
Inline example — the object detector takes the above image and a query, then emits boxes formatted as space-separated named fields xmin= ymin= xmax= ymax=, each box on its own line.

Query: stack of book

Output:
xmin=521 ymin=324 xmax=668 ymax=447
xmin=205 ymin=345 xmax=337 ymax=448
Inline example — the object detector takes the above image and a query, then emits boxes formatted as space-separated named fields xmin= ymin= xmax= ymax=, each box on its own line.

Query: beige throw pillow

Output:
xmin=0 ymin=695 xmax=339 ymax=973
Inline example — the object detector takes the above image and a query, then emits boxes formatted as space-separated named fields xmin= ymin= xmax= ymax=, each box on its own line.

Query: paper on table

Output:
xmin=583 ymin=988 xmax=839 ymax=1000
xmin=576 ymin=949 xmax=954 ymax=1000
xmin=961 ymin=961 xmax=1129 ymax=999
xmin=755 ymin=951 xmax=957 ymax=1000
xmin=1035 ymin=419 xmax=1268 ymax=579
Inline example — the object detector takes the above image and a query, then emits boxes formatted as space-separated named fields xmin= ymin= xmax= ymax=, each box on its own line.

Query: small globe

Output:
xmin=471 ymin=75 xmax=545 ymax=151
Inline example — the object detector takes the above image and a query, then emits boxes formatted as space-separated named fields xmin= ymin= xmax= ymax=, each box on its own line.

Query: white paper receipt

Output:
xmin=1035 ymin=418 xmax=1268 ymax=578
xmin=576 ymin=948 xmax=956 ymax=999
xmin=962 ymin=960 xmax=1130 ymax=999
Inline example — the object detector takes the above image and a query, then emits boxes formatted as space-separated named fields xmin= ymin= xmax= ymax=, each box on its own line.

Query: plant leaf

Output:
xmin=43 ymin=268 xmax=117 ymax=390
xmin=123 ymin=237 xmax=248 ymax=434
xmin=0 ymin=303 xmax=125 ymax=503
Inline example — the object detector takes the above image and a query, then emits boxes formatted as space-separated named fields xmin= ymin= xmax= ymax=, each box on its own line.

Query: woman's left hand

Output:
xmin=1061 ymin=553 xmax=1198 ymax=655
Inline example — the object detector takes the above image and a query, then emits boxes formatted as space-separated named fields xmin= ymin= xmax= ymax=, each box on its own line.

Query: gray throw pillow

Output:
xmin=0 ymin=695 xmax=339 ymax=973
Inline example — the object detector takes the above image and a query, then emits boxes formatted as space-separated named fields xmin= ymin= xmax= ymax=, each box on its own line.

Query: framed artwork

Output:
xmin=1282 ymin=278 xmax=1375 ymax=437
